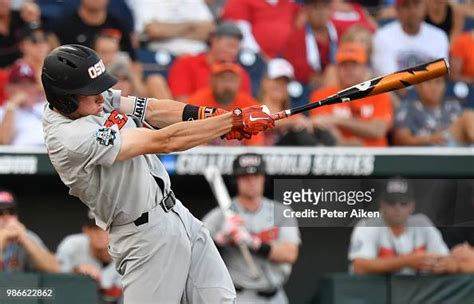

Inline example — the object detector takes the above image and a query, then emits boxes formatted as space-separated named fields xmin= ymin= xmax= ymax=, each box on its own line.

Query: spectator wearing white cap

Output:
xmin=259 ymin=58 xmax=335 ymax=146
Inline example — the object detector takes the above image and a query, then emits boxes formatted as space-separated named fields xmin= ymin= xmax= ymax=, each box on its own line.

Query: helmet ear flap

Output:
xmin=44 ymin=83 xmax=79 ymax=114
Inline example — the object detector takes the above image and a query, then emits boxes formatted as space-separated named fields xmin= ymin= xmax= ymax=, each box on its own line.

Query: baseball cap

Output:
xmin=233 ymin=153 xmax=266 ymax=176
xmin=381 ymin=178 xmax=414 ymax=205
xmin=8 ymin=61 xmax=36 ymax=83
xmin=210 ymin=62 xmax=242 ymax=75
xmin=213 ymin=22 xmax=243 ymax=40
xmin=267 ymin=58 xmax=294 ymax=80
xmin=336 ymin=42 xmax=367 ymax=64
xmin=0 ymin=190 xmax=17 ymax=213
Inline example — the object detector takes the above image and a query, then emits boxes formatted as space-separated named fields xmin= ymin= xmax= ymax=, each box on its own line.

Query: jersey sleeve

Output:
xmin=102 ymin=89 xmax=122 ymax=113
xmin=412 ymin=214 xmax=449 ymax=255
xmin=24 ymin=231 xmax=49 ymax=272
xmin=274 ymin=203 xmax=301 ymax=245
xmin=348 ymin=224 xmax=379 ymax=260
xmin=60 ymin=117 xmax=122 ymax=168
xmin=202 ymin=207 xmax=225 ymax=237
xmin=56 ymin=237 xmax=78 ymax=272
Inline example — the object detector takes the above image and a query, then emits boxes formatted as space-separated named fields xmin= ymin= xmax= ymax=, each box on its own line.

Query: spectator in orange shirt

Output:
xmin=450 ymin=30 xmax=474 ymax=85
xmin=188 ymin=62 xmax=263 ymax=146
xmin=168 ymin=22 xmax=252 ymax=102
xmin=310 ymin=42 xmax=393 ymax=147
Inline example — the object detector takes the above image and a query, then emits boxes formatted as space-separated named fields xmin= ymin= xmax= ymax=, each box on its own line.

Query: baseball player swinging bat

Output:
xmin=271 ymin=58 xmax=449 ymax=120
xmin=204 ymin=166 xmax=263 ymax=279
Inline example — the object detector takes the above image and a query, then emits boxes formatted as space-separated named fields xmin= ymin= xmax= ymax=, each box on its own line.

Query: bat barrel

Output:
xmin=369 ymin=58 xmax=449 ymax=96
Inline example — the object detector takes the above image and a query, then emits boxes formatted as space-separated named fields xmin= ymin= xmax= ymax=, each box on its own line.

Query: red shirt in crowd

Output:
xmin=330 ymin=3 xmax=376 ymax=38
xmin=310 ymin=86 xmax=392 ymax=147
xmin=188 ymin=88 xmax=264 ymax=146
xmin=221 ymin=0 xmax=300 ymax=58
xmin=168 ymin=53 xmax=251 ymax=100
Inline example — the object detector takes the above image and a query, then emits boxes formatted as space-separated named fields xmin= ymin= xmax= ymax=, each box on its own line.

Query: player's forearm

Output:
xmin=145 ymin=22 xmax=191 ymax=40
xmin=0 ymin=109 xmax=16 ymax=144
xmin=20 ymin=237 xmax=60 ymax=272
xmin=183 ymin=21 xmax=215 ymax=41
xmin=337 ymin=119 xmax=388 ymax=139
xmin=268 ymin=242 xmax=299 ymax=264
xmin=118 ymin=113 xmax=233 ymax=159
xmin=393 ymin=129 xmax=430 ymax=146
xmin=159 ymin=113 xmax=233 ymax=151
xmin=352 ymin=257 xmax=409 ymax=274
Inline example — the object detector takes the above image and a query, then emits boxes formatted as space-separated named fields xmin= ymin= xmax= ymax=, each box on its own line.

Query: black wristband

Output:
xmin=182 ymin=105 xmax=216 ymax=121
xmin=254 ymin=243 xmax=272 ymax=258
xmin=182 ymin=104 xmax=200 ymax=121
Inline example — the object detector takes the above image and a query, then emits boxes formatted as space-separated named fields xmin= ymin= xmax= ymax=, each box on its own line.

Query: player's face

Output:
xmin=0 ymin=211 xmax=17 ymax=229
xmin=262 ymin=77 xmax=290 ymax=108
xmin=396 ymin=0 xmax=426 ymax=31
xmin=211 ymin=71 xmax=241 ymax=106
xmin=0 ymin=0 xmax=11 ymax=16
xmin=415 ymin=77 xmax=445 ymax=107
xmin=211 ymin=36 xmax=241 ymax=62
xmin=380 ymin=200 xmax=415 ymax=226
xmin=20 ymin=33 xmax=50 ymax=63
xmin=337 ymin=61 xmax=366 ymax=87
xmin=237 ymin=174 xmax=265 ymax=200
xmin=82 ymin=0 xmax=108 ymax=12
xmin=305 ymin=1 xmax=331 ymax=28
xmin=94 ymin=37 xmax=119 ymax=67
xmin=75 ymin=94 xmax=105 ymax=117
xmin=83 ymin=226 xmax=109 ymax=251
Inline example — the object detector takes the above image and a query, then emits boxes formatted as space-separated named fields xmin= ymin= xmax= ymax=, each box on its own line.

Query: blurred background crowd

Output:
xmin=0 ymin=0 xmax=473 ymax=148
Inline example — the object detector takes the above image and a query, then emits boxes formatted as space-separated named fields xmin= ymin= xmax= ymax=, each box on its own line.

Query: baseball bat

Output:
xmin=271 ymin=58 xmax=449 ymax=120
xmin=204 ymin=166 xmax=263 ymax=280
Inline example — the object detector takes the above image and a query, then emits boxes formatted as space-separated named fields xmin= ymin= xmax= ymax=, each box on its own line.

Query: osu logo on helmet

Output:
xmin=88 ymin=60 xmax=106 ymax=79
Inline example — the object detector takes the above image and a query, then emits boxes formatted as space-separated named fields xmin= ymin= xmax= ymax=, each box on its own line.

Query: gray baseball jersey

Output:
xmin=43 ymin=89 xmax=167 ymax=230
xmin=43 ymin=90 xmax=236 ymax=303
xmin=348 ymin=214 xmax=449 ymax=274
xmin=203 ymin=198 xmax=301 ymax=291
xmin=56 ymin=233 xmax=122 ymax=301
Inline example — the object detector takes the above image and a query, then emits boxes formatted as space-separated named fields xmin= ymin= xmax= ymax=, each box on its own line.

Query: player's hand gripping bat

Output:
xmin=271 ymin=58 xmax=449 ymax=120
xmin=204 ymin=166 xmax=262 ymax=280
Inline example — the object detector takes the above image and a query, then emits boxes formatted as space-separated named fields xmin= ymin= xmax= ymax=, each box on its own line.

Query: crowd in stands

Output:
xmin=0 ymin=0 xmax=473 ymax=147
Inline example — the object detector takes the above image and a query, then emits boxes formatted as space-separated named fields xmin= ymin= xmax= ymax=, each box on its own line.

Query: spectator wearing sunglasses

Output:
xmin=348 ymin=178 xmax=457 ymax=275
xmin=0 ymin=189 xmax=59 ymax=272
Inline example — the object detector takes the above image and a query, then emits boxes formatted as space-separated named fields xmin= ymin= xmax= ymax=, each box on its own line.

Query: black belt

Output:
xmin=133 ymin=190 xmax=176 ymax=227
xmin=234 ymin=285 xmax=278 ymax=299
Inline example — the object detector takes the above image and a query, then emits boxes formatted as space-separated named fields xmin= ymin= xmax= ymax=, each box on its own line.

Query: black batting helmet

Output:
xmin=233 ymin=153 xmax=266 ymax=176
xmin=41 ymin=44 xmax=117 ymax=114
